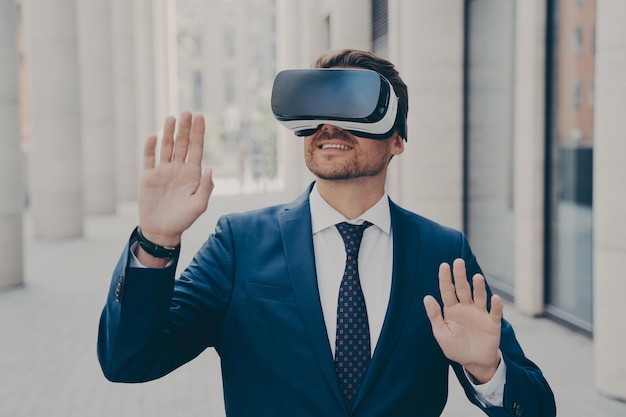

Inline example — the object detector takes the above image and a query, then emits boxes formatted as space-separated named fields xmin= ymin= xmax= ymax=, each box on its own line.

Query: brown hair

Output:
xmin=313 ymin=49 xmax=408 ymax=140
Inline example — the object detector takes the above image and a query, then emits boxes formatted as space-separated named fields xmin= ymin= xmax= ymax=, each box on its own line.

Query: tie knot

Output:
xmin=336 ymin=222 xmax=372 ymax=254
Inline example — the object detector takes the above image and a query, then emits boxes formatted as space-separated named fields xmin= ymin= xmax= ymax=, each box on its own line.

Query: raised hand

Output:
xmin=423 ymin=259 xmax=503 ymax=383
xmin=138 ymin=112 xmax=214 ymax=249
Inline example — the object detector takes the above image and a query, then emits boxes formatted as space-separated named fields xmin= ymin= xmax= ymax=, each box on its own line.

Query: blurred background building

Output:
xmin=1 ymin=0 xmax=624 ymax=402
xmin=177 ymin=0 xmax=278 ymax=187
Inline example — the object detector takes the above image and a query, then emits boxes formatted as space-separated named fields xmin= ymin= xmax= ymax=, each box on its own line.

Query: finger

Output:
xmin=423 ymin=295 xmax=446 ymax=331
xmin=188 ymin=114 xmax=206 ymax=166
xmin=452 ymin=258 xmax=473 ymax=304
xmin=173 ymin=111 xmax=193 ymax=162
xmin=192 ymin=168 xmax=214 ymax=212
xmin=160 ymin=115 xmax=176 ymax=163
xmin=472 ymin=274 xmax=488 ymax=312
xmin=438 ymin=262 xmax=458 ymax=307
xmin=143 ymin=135 xmax=158 ymax=170
xmin=489 ymin=294 xmax=504 ymax=324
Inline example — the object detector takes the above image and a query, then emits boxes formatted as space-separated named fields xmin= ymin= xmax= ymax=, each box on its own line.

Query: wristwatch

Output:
xmin=134 ymin=226 xmax=181 ymax=259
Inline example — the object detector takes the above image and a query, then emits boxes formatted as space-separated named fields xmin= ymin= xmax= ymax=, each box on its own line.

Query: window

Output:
xmin=546 ymin=0 xmax=596 ymax=332
xmin=572 ymin=27 xmax=582 ymax=55
xmin=372 ymin=0 xmax=388 ymax=56
xmin=177 ymin=16 xmax=202 ymax=56
xmin=224 ymin=68 xmax=235 ymax=104
xmin=573 ymin=79 xmax=581 ymax=108
xmin=192 ymin=70 xmax=203 ymax=111
xmin=223 ymin=13 xmax=235 ymax=57
xmin=465 ymin=0 xmax=517 ymax=294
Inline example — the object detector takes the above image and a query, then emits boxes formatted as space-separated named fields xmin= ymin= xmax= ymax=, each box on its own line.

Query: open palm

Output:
xmin=423 ymin=259 xmax=503 ymax=383
xmin=138 ymin=112 xmax=214 ymax=247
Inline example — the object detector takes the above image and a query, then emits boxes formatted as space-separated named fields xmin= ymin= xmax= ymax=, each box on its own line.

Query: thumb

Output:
xmin=489 ymin=294 xmax=504 ymax=324
xmin=195 ymin=168 xmax=214 ymax=201
xmin=423 ymin=295 xmax=445 ymax=329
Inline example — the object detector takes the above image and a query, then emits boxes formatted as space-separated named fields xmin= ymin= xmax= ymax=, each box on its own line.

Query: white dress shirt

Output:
xmin=309 ymin=184 xmax=393 ymax=356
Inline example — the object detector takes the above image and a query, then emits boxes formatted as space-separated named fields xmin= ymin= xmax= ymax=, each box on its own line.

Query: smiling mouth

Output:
xmin=319 ymin=143 xmax=353 ymax=150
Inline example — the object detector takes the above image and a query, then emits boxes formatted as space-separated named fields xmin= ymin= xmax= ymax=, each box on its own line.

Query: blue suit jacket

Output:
xmin=98 ymin=186 xmax=555 ymax=417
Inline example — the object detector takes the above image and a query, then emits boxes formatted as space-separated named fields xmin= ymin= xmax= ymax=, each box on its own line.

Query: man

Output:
xmin=98 ymin=49 xmax=556 ymax=416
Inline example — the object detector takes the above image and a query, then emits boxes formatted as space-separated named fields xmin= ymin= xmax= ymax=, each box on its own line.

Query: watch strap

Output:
xmin=134 ymin=226 xmax=180 ymax=259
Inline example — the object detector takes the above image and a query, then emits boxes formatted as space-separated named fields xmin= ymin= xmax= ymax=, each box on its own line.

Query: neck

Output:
xmin=315 ymin=176 xmax=386 ymax=220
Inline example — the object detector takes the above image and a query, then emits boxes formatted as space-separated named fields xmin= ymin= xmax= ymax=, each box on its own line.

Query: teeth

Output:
xmin=321 ymin=143 xmax=351 ymax=150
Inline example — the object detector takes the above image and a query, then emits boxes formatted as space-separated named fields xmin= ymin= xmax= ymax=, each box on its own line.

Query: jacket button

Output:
xmin=513 ymin=402 xmax=523 ymax=416
xmin=115 ymin=276 xmax=123 ymax=301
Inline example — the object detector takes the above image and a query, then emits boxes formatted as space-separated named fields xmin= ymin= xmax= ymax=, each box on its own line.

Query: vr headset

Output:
xmin=271 ymin=68 xmax=406 ymax=140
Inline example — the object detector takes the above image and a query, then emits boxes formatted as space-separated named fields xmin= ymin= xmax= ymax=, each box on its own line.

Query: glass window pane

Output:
xmin=466 ymin=0 xmax=516 ymax=293
xmin=546 ymin=0 xmax=596 ymax=331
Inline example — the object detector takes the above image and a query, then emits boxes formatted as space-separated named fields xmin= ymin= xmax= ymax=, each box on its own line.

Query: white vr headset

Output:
xmin=270 ymin=68 xmax=406 ymax=140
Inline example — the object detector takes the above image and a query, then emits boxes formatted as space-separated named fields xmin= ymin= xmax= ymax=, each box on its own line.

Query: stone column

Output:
xmin=276 ymin=0 xmax=310 ymax=197
xmin=326 ymin=0 xmax=372 ymax=51
xmin=77 ymin=0 xmax=116 ymax=214
xmin=111 ymin=0 xmax=139 ymax=202
xmin=153 ymin=0 xmax=178 ymax=124
xmin=593 ymin=0 xmax=626 ymax=400
xmin=0 ymin=0 xmax=23 ymax=287
xmin=391 ymin=0 xmax=465 ymax=230
xmin=512 ymin=0 xmax=547 ymax=315
xmin=299 ymin=0 xmax=329 ymax=66
xmin=134 ymin=0 xmax=158 ymax=151
xmin=22 ymin=0 xmax=83 ymax=238
xmin=386 ymin=0 xmax=403 ymax=200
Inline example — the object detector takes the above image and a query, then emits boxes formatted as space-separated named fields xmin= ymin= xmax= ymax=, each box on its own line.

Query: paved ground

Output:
xmin=1 ymin=191 xmax=626 ymax=417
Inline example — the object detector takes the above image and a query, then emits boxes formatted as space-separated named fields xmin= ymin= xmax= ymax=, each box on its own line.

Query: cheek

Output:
xmin=363 ymin=142 xmax=391 ymax=161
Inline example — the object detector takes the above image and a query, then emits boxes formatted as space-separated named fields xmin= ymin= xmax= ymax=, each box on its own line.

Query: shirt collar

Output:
xmin=309 ymin=183 xmax=391 ymax=235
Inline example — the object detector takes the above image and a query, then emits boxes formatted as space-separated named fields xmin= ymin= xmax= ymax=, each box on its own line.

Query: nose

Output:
xmin=319 ymin=124 xmax=344 ymax=134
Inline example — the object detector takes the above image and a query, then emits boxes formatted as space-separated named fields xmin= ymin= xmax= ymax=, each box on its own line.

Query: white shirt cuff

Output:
xmin=129 ymin=242 xmax=175 ymax=269
xmin=464 ymin=350 xmax=506 ymax=408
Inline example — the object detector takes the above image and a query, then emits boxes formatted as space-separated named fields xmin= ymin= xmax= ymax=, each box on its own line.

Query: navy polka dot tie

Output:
xmin=335 ymin=221 xmax=372 ymax=411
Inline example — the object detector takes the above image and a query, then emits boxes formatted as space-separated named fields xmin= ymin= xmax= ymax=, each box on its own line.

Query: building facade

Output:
xmin=177 ymin=0 xmax=278 ymax=185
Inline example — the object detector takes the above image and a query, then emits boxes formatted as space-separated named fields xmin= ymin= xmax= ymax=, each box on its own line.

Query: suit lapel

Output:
xmin=278 ymin=186 xmax=346 ymax=410
xmin=352 ymin=200 xmax=421 ymax=411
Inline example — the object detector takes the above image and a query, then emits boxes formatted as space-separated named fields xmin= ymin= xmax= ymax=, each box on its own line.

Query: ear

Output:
xmin=390 ymin=133 xmax=405 ymax=156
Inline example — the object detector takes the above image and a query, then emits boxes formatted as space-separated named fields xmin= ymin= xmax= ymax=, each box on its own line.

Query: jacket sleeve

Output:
xmin=451 ymin=234 xmax=557 ymax=417
xmin=97 ymin=217 xmax=235 ymax=383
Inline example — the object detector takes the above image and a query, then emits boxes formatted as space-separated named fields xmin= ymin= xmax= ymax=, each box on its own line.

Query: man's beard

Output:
xmin=304 ymin=130 xmax=388 ymax=180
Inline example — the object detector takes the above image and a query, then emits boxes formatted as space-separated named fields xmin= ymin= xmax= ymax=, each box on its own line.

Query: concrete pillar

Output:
xmin=299 ymin=0 xmax=329 ymax=66
xmin=391 ymin=0 xmax=465 ymax=230
xmin=22 ymin=0 xmax=83 ymax=238
xmin=593 ymin=0 xmax=626 ymax=400
xmin=111 ymin=0 xmax=139 ymax=202
xmin=276 ymin=0 xmax=310 ymax=197
xmin=386 ymin=0 xmax=403 ymax=200
xmin=134 ymin=0 xmax=158 ymax=151
xmin=512 ymin=0 xmax=547 ymax=315
xmin=0 ymin=0 xmax=24 ymax=288
xmin=153 ymin=0 xmax=179 ymax=123
xmin=77 ymin=0 xmax=116 ymax=214
xmin=325 ymin=0 xmax=372 ymax=51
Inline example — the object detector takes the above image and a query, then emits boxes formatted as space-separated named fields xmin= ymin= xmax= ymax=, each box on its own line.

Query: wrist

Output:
xmin=464 ymin=352 xmax=502 ymax=384
xmin=135 ymin=227 xmax=181 ymax=259
xmin=138 ymin=227 xmax=182 ymax=248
